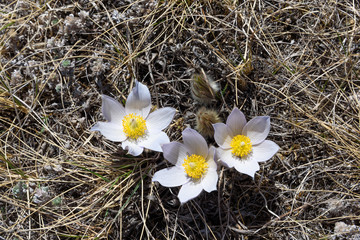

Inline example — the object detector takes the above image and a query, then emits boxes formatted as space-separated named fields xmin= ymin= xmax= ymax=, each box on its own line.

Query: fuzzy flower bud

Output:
xmin=191 ymin=71 xmax=219 ymax=104
xmin=195 ymin=107 xmax=221 ymax=138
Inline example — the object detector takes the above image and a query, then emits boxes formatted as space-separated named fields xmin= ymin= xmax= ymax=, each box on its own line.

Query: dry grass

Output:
xmin=1 ymin=0 xmax=360 ymax=239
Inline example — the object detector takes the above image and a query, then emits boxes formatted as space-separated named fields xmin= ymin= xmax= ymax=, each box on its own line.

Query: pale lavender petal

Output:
xmin=90 ymin=122 xmax=126 ymax=142
xmin=121 ymin=140 xmax=144 ymax=156
xmin=207 ymin=146 xmax=218 ymax=170
xmin=201 ymin=169 xmax=218 ymax=192
xmin=101 ymin=95 xmax=126 ymax=124
xmin=233 ymin=159 xmax=260 ymax=179
xmin=226 ymin=108 xmax=246 ymax=136
xmin=182 ymin=128 xmax=208 ymax=158
xmin=242 ymin=116 xmax=270 ymax=145
xmin=125 ymin=81 xmax=151 ymax=117
xmin=138 ymin=131 xmax=169 ymax=152
xmin=146 ymin=107 xmax=176 ymax=132
xmin=248 ymin=140 xmax=279 ymax=162
xmin=152 ymin=166 xmax=189 ymax=187
xmin=162 ymin=142 xmax=188 ymax=166
xmin=213 ymin=123 xmax=232 ymax=149
xmin=178 ymin=181 xmax=203 ymax=204
xmin=217 ymin=148 xmax=237 ymax=168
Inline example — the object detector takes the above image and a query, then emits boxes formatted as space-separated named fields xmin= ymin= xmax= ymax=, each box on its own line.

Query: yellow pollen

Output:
xmin=122 ymin=113 xmax=147 ymax=139
xmin=182 ymin=154 xmax=208 ymax=179
xmin=230 ymin=135 xmax=252 ymax=157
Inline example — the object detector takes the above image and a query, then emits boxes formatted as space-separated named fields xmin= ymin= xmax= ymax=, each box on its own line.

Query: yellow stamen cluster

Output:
xmin=182 ymin=154 xmax=208 ymax=179
xmin=122 ymin=113 xmax=147 ymax=140
xmin=230 ymin=135 xmax=252 ymax=157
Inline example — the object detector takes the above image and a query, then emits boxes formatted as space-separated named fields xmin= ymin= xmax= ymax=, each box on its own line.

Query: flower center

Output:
xmin=182 ymin=154 xmax=208 ymax=179
xmin=230 ymin=135 xmax=252 ymax=157
xmin=122 ymin=113 xmax=147 ymax=140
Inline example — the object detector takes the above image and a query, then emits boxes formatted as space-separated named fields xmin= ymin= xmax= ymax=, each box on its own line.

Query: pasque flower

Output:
xmin=213 ymin=108 xmax=279 ymax=178
xmin=91 ymin=81 xmax=176 ymax=156
xmin=152 ymin=128 xmax=218 ymax=204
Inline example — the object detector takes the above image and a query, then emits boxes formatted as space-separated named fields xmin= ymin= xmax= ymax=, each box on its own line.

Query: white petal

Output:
xmin=125 ymin=81 xmax=151 ymax=117
xmin=101 ymin=95 xmax=126 ymax=124
xmin=242 ymin=116 xmax=270 ymax=145
xmin=213 ymin=123 xmax=232 ymax=149
xmin=182 ymin=128 xmax=208 ymax=157
xmin=90 ymin=122 xmax=126 ymax=142
xmin=207 ymin=146 xmax=219 ymax=170
xmin=138 ymin=131 xmax=169 ymax=152
xmin=201 ymin=169 xmax=218 ymax=192
xmin=101 ymin=94 xmax=126 ymax=124
xmin=218 ymin=148 xmax=260 ymax=177
xmin=146 ymin=107 xmax=176 ymax=132
xmin=152 ymin=167 xmax=189 ymax=187
xmin=217 ymin=148 xmax=237 ymax=168
xmin=162 ymin=142 xmax=188 ymax=166
xmin=226 ymin=108 xmax=246 ymax=136
xmin=233 ymin=159 xmax=260 ymax=179
xmin=249 ymin=140 xmax=279 ymax=162
xmin=178 ymin=181 xmax=203 ymax=204
xmin=121 ymin=140 xmax=144 ymax=156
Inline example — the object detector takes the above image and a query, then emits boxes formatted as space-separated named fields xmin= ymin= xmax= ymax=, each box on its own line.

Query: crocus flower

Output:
xmin=152 ymin=128 xmax=218 ymax=204
xmin=91 ymin=81 xmax=176 ymax=156
xmin=213 ymin=108 xmax=279 ymax=178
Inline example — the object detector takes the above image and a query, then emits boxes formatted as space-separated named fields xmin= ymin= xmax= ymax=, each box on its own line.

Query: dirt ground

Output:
xmin=1 ymin=0 xmax=360 ymax=239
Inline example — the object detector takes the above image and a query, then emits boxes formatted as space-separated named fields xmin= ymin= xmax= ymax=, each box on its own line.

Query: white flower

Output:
xmin=91 ymin=81 xmax=176 ymax=156
xmin=213 ymin=108 xmax=279 ymax=178
xmin=152 ymin=128 xmax=218 ymax=204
